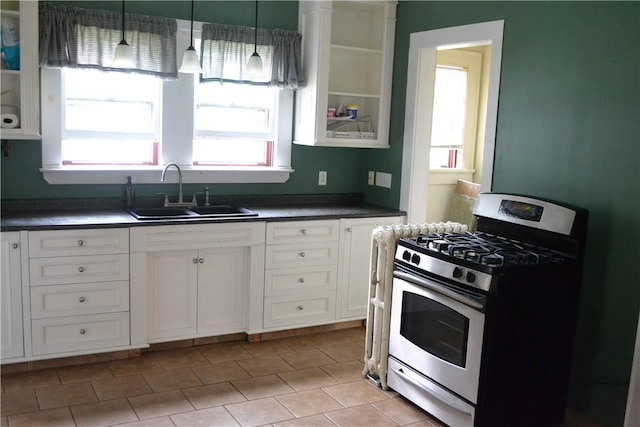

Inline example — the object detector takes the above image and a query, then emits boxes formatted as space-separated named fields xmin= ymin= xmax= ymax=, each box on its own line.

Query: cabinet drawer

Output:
xmin=266 ymin=220 xmax=339 ymax=244
xmin=29 ymin=229 xmax=129 ymax=258
xmin=265 ymin=242 xmax=339 ymax=269
xmin=30 ymin=254 xmax=129 ymax=286
xmin=31 ymin=281 xmax=129 ymax=319
xmin=32 ymin=312 xmax=130 ymax=355
xmin=264 ymin=292 xmax=336 ymax=328
xmin=265 ymin=265 xmax=337 ymax=296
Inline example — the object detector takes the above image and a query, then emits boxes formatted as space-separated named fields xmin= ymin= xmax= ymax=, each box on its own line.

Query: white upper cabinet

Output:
xmin=0 ymin=0 xmax=40 ymax=140
xmin=294 ymin=1 xmax=397 ymax=149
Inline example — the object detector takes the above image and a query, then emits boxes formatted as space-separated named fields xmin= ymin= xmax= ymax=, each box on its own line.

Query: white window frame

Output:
xmin=40 ymin=19 xmax=294 ymax=185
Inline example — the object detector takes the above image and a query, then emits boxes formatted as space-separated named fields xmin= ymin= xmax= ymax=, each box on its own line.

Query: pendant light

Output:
xmin=112 ymin=0 xmax=134 ymax=68
xmin=179 ymin=0 xmax=203 ymax=74
xmin=246 ymin=0 xmax=263 ymax=78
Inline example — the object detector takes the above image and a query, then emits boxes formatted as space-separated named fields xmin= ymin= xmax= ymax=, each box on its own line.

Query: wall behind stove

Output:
xmin=364 ymin=2 xmax=640 ymax=426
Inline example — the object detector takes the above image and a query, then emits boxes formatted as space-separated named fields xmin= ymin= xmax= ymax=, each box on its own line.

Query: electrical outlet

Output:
xmin=375 ymin=172 xmax=392 ymax=188
xmin=318 ymin=171 xmax=327 ymax=186
xmin=368 ymin=171 xmax=375 ymax=186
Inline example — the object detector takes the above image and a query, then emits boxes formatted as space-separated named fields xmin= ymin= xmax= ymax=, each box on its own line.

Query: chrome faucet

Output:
xmin=160 ymin=163 xmax=197 ymax=207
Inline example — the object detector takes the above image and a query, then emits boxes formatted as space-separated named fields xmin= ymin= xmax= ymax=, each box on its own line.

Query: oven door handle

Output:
xmin=391 ymin=364 xmax=475 ymax=416
xmin=394 ymin=270 xmax=484 ymax=310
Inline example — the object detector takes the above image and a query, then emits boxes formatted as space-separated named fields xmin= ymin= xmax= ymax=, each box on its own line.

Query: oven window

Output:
xmin=400 ymin=291 xmax=469 ymax=367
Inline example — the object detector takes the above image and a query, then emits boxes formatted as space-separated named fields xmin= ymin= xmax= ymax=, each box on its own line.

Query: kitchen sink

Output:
xmin=127 ymin=205 xmax=257 ymax=220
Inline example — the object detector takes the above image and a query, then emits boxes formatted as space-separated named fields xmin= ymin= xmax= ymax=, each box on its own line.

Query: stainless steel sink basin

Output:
xmin=189 ymin=205 xmax=257 ymax=217
xmin=127 ymin=205 xmax=257 ymax=220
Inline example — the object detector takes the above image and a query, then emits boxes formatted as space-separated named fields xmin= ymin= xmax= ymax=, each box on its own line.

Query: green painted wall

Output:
xmin=0 ymin=0 xmax=369 ymax=200
xmin=365 ymin=2 xmax=640 ymax=425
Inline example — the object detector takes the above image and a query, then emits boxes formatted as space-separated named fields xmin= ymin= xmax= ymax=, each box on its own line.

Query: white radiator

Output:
xmin=362 ymin=222 xmax=469 ymax=390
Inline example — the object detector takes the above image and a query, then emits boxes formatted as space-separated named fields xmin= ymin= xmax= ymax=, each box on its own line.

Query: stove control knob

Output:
xmin=453 ymin=267 xmax=464 ymax=279
xmin=466 ymin=271 xmax=476 ymax=283
xmin=411 ymin=253 xmax=421 ymax=265
xmin=402 ymin=250 xmax=411 ymax=261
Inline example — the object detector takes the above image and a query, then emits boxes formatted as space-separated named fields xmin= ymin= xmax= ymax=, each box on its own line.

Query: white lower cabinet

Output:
xmin=27 ymin=228 xmax=131 ymax=357
xmin=130 ymin=222 xmax=265 ymax=343
xmin=1 ymin=232 xmax=24 ymax=359
xmin=338 ymin=216 xmax=404 ymax=319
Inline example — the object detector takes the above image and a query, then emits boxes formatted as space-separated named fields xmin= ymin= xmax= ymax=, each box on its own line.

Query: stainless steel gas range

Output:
xmin=387 ymin=193 xmax=588 ymax=427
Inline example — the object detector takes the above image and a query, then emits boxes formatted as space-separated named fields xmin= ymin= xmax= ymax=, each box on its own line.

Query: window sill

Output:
xmin=41 ymin=166 xmax=295 ymax=185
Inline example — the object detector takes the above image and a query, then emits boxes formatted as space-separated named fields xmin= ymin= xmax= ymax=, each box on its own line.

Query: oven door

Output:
xmin=388 ymin=269 xmax=485 ymax=404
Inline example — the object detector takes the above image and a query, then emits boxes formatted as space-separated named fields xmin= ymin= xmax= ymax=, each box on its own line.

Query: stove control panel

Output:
xmin=395 ymin=246 xmax=492 ymax=292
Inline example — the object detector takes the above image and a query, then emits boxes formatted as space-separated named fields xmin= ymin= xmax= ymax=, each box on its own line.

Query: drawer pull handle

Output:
xmin=199 ymin=258 xmax=204 ymax=264
xmin=79 ymin=329 xmax=86 ymax=335
xmin=297 ymin=305 xmax=304 ymax=311
xmin=298 ymin=278 xmax=305 ymax=283
xmin=12 ymin=243 xmax=18 ymax=249
xmin=78 ymin=266 xmax=85 ymax=273
xmin=79 ymin=297 xmax=86 ymax=303
xmin=77 ymin=240 xmax=84 ymax=246
xmin=300 ymin=252 xmax=306 ymax=258
xmin=301 ymin=229 xmax=307 ymax=235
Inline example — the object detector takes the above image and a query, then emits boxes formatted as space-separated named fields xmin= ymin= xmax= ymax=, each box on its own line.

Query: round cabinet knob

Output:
xmin=346 ymin=227 xmax=352 ymax=232
xmin=78 ymin=266 xmax=85 ymax=273
xmin=77 ymin=240 xmax=84 ymax=246
xmin=79 ymin=329 xmax=86 ymax=335
xmin=199 ymin=258 xmax=204 ymax=263
xmin=301 ymin=229 xmax=307 ymax=235
xmin=299 ymin=252 xmax=306 ymax=258
xmin=79 ymin=297 xmax=86 ymax=303
xmin=298 ymin=278 xmax=305 ymax=283
xmin=297 ymin=305 xmax=304 ymax=311
xmin=193 ymin=258 xmax=199 ymax=264
xmin=11 ymin=243 xmax=18 ymax=249
xmin=453 ymin=267 xmax=464 ymax=279
xmin=466 ymin=272 xmax=476 ymax=283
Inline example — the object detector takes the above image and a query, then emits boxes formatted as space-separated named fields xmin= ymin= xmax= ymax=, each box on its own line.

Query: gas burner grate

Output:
xmin=406 ymin=231 xmax=566 ymax=268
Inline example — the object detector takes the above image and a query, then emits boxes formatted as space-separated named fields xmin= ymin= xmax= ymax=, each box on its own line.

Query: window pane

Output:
xmin=193 ymin=138 xmax=272 ymax=166
xmin=430 ymin=66 xmax=468 ymax=169
xmin=195 ymin=82 xmax=274 ymax=134
xmin=62 ymin=139 xmax=158 ymax=165
xmin=61 ymin=69 xmax=161 ymax=165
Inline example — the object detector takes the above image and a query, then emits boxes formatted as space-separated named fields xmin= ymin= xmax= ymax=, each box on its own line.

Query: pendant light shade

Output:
xmin=179 ymin=0 xmax=203 ymax=74
xmin=246 ymin=0 xmax=263 ymax=78
xmin=112 ymin=1 xmax=134 ymax=68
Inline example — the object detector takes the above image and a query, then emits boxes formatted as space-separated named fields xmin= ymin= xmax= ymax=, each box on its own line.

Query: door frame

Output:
xmin=399 ymin=21 xmax=504 ymax=223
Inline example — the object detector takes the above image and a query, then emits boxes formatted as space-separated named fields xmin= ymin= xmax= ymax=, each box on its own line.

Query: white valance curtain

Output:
xmin=39 ymin=3 xmax=178 ymax=79
xmin=200 ymin=23 xmax=304 ymax=89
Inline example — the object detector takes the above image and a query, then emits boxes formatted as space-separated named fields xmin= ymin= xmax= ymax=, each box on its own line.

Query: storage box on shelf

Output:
xmin=0 ymin=0 xmax=40 ymax=140
xmin=294 ymin=0 xmax=397 ymax=148
xmin=27 ymin=229 xmax=130 ymax=356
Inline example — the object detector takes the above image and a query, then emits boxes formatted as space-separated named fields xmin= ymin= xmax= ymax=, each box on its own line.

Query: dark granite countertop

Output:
xmin=1 ymin=194 xmax=406 ymax=231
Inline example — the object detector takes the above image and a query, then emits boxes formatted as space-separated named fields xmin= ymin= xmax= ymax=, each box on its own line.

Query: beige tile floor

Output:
xmin=0 ymin=327 xmax=601 ymax=427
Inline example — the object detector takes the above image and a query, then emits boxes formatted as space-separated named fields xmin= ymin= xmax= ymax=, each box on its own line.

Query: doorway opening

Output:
xmin=399 ymin=21 xmax=504 ymax=224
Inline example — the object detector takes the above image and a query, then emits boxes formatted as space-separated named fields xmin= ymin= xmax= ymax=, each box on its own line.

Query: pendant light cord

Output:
xmin=120 ymin=0 xmax=126 ymax=43
xmin=254 ymin=0 xmax=258 ymax=54
xmin=189 ymin=0 xmax=195 ymax=48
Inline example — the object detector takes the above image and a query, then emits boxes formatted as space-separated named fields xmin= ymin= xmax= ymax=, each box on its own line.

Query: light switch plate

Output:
xmin=368 ymin=171 xmax=375 ymax=186
xmin=375 ymin=172 xmax=392 ymax=188
xmin=318 ymin=171 xmax=327 ymax=186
